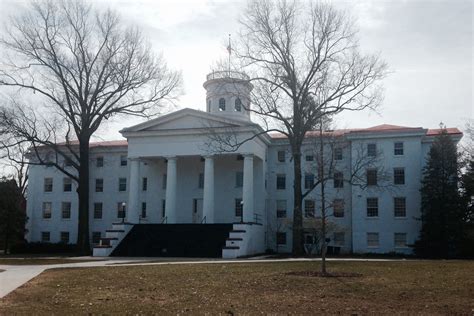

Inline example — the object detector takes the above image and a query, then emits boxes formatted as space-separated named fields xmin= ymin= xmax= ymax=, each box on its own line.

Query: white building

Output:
xmin=25 ymin=71 xmax=462 ymax=258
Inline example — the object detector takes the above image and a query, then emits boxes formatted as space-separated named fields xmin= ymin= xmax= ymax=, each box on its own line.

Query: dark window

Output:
xmin=276 ymin=200 xmax=287 ymax=218
xmin=305 ymin=155 xmax=314 ymax=161
xmin=304 ymin=173 xmax=315 ymax=189
xmin=44 ymin=178 xmax=53 ymax=192
xmin=394 ymin=168 xmax=405 ymax=185
xmin=237 ymin=155 xmax=244 ymax=161
xmin=333 ymin=172 xmax=344 ymax=188
xmin=394 ymin=233 xmax=407 ymax=248
xmin=92 ymin=232 xmax=101 ymax=244
xmin=63 ymin=178 xmax=72 ymax=192
xmin=198 ymin=173 xmax=204 ymax=189
xmin=117 ymin=202 xmax=126 ymax=219
xmin=61 ymin=202 xmax=71 ymax=219
xmin=277 ymin=150 xmax=285 ymax=162
xmin=276 ymin=232 xmax=287 ymax=245
xmin=94 ymin=203 xmax=103 ymax=219
xmin=141 ymin=202 xmax=147 ymax=219
xmin=118 ymin=178 xmax=127 ymax=191
xmin=41 ymin=231 xmax=50 ymax=242
xmin=333 ymin=232 xmax=345 ymax=245
xmin=234 ymin=98 xmax=242 ymax=112
xmin=367 ymin=143 xmax=377 ymax=157
xmin=394 ymin=197 xmax=406 ymax=217
xmin=394 ymin=142 xmax=404 ymax=155
xmin=235 ymin=198 xmax=243 ymax=217
xmin=333 ymin=199 xmax=344 ymax=218
xmin=120 ymin=155 xmax=127 ymax=166
xmin=42 ymin=202 xmax=52 ymax=219
xmin=207 ymin=99 xmax=211 ymax=112
xmin=367 ymin=198 xmax=379 ymax=217
xmin=367 ymin=232 xmax=379 ymax=247
xmin=162 ymin=174 xmax=167 ymax=189
xmin=334 ymin=147 xmax=343 ymax=160
xmin=142 ymin=177 xmax=148 ymax=191
xmin=60 ymin=231 xmax=69 ymax=244
xmin=304 ymin=199 xmax=315 ymax=218
xmin=97 ymin=156 xmax=104 ymax=167
xmin=219 ymin=98 xmax=226 ymax=111
xmin=95 ymin=178 xmax=104 ymax=192
xmin=366 ymin=169 xmax=377 ymax=186
xmin=235 ymin=171 xmax=243 ymax=188
xmin=276 ymin=174 xmax=286 ymax=190
xmin=162 ymin=200 xmax=166 ymax=218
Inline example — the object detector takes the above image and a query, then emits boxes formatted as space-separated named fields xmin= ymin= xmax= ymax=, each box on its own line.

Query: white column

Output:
xmin=165 ymin=156 xmax=178 ymax=223
xmin=203 ymin=156 xmax=215 ymax=223
xmin=127 ymin=159 xmax=140 ymax=223
xmin=242 ymin=154 xmax=254 ymax=223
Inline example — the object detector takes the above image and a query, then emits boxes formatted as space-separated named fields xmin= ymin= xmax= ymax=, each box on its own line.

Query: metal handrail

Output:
xmin=161 ymin=216 xmax=167 ymax=224
xmin=253 ymin=213 xmax=262 ymax=224
xmin=201 ymin=216 xmax=207 ymax=224
xmin=206 ymin=70 xmax=250 ymax=81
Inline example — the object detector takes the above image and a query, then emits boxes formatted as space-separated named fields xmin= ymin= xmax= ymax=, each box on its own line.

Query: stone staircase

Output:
xmin=92 ymin=223 xmax=134 ymax=257
xmin=222 ymin=223 xmax=265 ymax=259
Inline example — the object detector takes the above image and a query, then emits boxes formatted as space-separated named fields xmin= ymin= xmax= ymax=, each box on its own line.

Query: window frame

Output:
xmin=366 ymin=197 xmax=379 ymax=217
xmin=234 ymin=198 xmax=243 ymax=217
xmin=120 ymin=155 xmax=128 ymax=166
xmin=276 ymin=232 xmax=287 ymax=245
xmin=366 ymin=169 xmax=378 ymax=186
xmin=304 ymin=199 xmax=316 ymax=218
xmin=60 ymin=231 xmax=70 ymax=244
xmin=42 ymin=202 xmax=52 ymax=219
xmin=333 ymin=171 xmax=344 ymax=188
xmin=118 ymin=178 xmax=127 ymax=192
xmin=334 ymin=147 xmax=343 ymax=161
xmin=218 ymin=98 xmax=226 ymax=111
xmin=234 ymin=98 xmax=242 ymax=112
xmin=277 ymin=150 xmax=286 ymax=163
xmin=96 ymin=156 xmax=104 ymax=167
xmin=276 ymin=174 xmax=286 ymax=190
xmin=367 ymin=143 xmax=377 ymax=157
xmin=63 ymin=177 xmax=72 ymax=192
xmin=61 ymin=202 xmax=71 ymax=219
xmin=394 ymin=142 xmax=404 ymax=156
xmin=44 ymin=177 xmax=53 ymax=192
xmin=367 ymin=232 xmax=379 ymax=247
xmin=304 ymin=173 xmax=315 ymax=189
xmin=333 ymin=199 xmax=345 ymax=218
xmin=93 ymin=202 xmax=103 ymax=220
xmin=394 ymin=167 xmax=405 ymax=185
xmin=41 ymin=231 xmax=50 ymax=243
xmin=394 ymin=197 xmax=407 ymax=218
xmin=394 ymin=232 xmax=407 ymax=248
xmin=276 ymin=200 xmax=287 ymax=218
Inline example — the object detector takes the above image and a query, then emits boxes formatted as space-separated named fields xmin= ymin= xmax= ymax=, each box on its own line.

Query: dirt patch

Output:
xmin=286 ymin=270 xmax=362 ymax=277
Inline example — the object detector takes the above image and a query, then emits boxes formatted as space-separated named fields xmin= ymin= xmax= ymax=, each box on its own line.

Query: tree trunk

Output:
xmin=292 ymin=149 xmax=304 ymax=255
xmin=319 ymin=129 xmax=327 ymax=275
xmin=76 ymin=137 xmax=91 ymax=255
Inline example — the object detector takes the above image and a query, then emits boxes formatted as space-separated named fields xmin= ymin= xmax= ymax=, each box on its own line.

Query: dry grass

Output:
xmin=0 ymin=260 xmax=473 ymax=315
xmin=0 ymin=258 xmax=100 ymax=265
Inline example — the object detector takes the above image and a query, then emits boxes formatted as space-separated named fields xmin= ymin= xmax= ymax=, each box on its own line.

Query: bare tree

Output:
xmin=208 ymin=0 xmax=387 ymax=254
xmin=0 ymin=140 xmax=29 ymax=198
xmin=0 ymin=0 xmax=181 ymax=253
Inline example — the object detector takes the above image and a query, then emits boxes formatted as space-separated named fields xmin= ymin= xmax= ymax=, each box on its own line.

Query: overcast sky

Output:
xmin=0 ymin=0 xmax=472 ymax=141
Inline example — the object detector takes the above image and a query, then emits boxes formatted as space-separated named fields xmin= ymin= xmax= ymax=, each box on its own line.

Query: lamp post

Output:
xmin=121 ymin=202 xmax=126 ymax=223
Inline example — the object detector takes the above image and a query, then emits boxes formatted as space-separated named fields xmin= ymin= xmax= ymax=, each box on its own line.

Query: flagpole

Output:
xmin=228 ymin=34 xmax=231 ymax=76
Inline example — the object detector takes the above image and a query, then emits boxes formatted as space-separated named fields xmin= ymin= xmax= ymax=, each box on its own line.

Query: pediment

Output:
xmin=121 ymin=108 xmax=255 ymax=133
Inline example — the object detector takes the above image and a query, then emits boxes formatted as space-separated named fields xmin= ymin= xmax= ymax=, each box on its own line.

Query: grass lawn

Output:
xmin=0 ymin=258 xmax=101 ymax=265
xmin=0 ymin=260 xmax=473 ymax=314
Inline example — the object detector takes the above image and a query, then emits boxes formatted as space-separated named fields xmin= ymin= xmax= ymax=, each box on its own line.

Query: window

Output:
xmin=61 ymin=202 xmax=71 ymax=219
xmin=92 ymin=232 xmax=101 ymax=244
xmin=235 ymin=198 xmax=243 ymax=217
xmin=305 ymin=155 xmax=314 ymax=162
xmin=63 ymin=178 xmax=72 ymax=192
xmin=42 ymin=202 xmax=52 ymax=219
xmin=219 ymin=98 xmax=226 ymax=111
xmin=367 ymin=198 xmax=379 ymax=217
xmin=367 ymin=232 xmax=379 ymax=247
xmin=276 ymin=174 xmax=286 ymax=190
xmin=235 ymin=171 xmax=243 ymax=188
xmin=118 ymin=178 xmax=127 ymax=191
xmin=277 ymin=150 xmax=285 ymax=162
xmin=276 ymin=232 xmax=287 ymax=245
xmin=162 ymin=174 xmax=167 ymax=189
xmin=394 ymin=197 xmax=406 ymax=217
xmin=96 ymin=156 xmax=104 ymax=167
xmin=333 ymin=172 xmax=344 ymax=188
xmin=141 ymin=202 xmax=147 ymax=219
xmin=60 ymin=231 xmax=69 ymax=244
xmin=117 ymin=202 xmax=126 ymax=219
xmin=207 ymin=99 xmax=211 ymax=112
xmin=94 ymin=203 xmax=103 ymax=219
xmin=162 ymin=200 xmax=166 ymax=218
xmin=95 ymin=178 xmax=104 ymax=192
xmin=366 ymin=169 xmax=378 ymax=186
xmin=304 ymin=199 xmax=315 ymax=218
xmin=44 ymin=178 xmax=53 ymax=192
xmin=234 ymin=98 xmax=242 ymax=112
xmin=367 ymin=143 xmax=377 ymax=157
xmin=305 ymin=234 xmax=314 ymax=244
xmin=120 ymin=155 xmax=127 ymax=166
xmin=394 ymin=233 xmax=407 ymax=248
xmin=334 ymin=147 xmax=343 ymax=160
xmin=394 ymin=142 xmax=404 ymax=156
xmin=64 ymin=158 xmax=73 ymax=167
xmin=333 ymin=232 xmax=345 ymax=246
xmin=198 ymin=173 xmax=204 ymax=189
xmin=142 ymin=177 xmax=148 ymax=191
xmin=333 ymin=199 xmax=344 ymax=218
xmin=237 ymin=155 xmax=244 ymax=161
xmin=394 ymin=168 xmax=405 ymax=185
xmin=276 ymin=200 xmax=287 ymax=218
xmin=41 ymin=231 xmax=50 ymax=243
xmin=304 ymin=173 xmax=315 ymax=189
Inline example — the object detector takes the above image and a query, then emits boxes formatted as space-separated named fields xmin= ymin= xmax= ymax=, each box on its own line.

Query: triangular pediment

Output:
xmin=121 ymin=108 xmax=256 ymax=133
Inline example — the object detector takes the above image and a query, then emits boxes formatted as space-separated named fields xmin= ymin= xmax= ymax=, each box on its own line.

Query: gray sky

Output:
xmin=0 ymin=0 xmax=472 ymax=141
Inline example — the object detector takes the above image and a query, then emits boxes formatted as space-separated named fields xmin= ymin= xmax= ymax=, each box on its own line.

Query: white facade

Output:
xmin=25 ymin=72 xmax=463 ymax=256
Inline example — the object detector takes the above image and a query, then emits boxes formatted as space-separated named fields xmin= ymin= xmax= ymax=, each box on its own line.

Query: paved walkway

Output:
xmin=0 ymin=257 xmax=408 ymax=299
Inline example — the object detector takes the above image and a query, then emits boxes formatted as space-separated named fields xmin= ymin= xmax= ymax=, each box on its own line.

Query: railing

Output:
xmin=161 ymin=216 xmax=167 ymax=224
xmin=253 ymin=213 xmax=262 ymax=224
xmin=201 ymin=216 xmax=207 ymax=224
xmin=206 ymin=70 xmax=250 ymax=81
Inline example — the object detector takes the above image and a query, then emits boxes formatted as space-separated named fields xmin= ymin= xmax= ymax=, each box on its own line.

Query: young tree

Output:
xmin=0 ymin=0 xmax=181 ymax=253
xmin=210 ymin=0 xmax=387 ymax=254
xmin=0 ymin=178 xmax=26 ymax=254
xmin=415 ymin=128 xmax=465 ymax=258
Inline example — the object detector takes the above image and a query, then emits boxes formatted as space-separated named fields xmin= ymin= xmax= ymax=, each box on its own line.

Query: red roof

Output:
xmin=55 ymin=139 xmax=128 ymax=148
xmin=426 ymin=128 xmax=463 ymax=136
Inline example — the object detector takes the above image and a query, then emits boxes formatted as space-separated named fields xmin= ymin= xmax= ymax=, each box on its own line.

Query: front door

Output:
xmin=192 ymin=198 xmax=203 ymax=223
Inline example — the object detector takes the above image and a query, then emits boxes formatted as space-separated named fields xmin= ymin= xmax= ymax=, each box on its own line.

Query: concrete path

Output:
xmin=0 ymin=257 xmax=409 ymax=299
